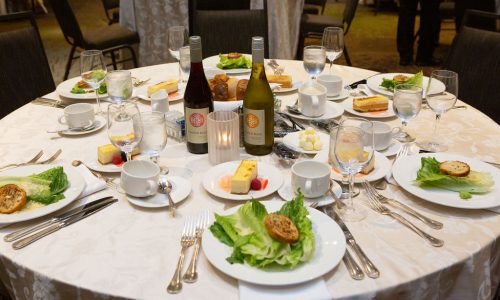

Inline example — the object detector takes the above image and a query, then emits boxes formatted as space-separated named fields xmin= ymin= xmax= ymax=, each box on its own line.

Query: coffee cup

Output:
xmin=58 ymin=103 xmax=95 ymax=129
xmin=362 ymin=121 xmax=393 ymax=150
xmin=291 ymin=160 xmax=331 ymax=198
xmin=120 ymin=160 xmax=160 ymax=198
xmin=298 ymin=82 xmax=327 ymax=117
xmin=317 ymin=74 xmax=342 ymax=97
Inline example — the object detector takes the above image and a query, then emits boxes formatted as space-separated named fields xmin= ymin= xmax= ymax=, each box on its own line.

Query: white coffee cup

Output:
xmin=58 ymin=103 xmax=95 ymax=129
xmin=317 ymin=74 xmax=343 ymax=97
xmin=151 ymin=89 xmax=169 ymax=113
xmin=120 ymin=160 xmax=160 ymax=198
xmin=291 ymin=160 xmax=331 ymax=198
xmin=298 ymin=82 xmax=327 ymax=117
xmin=362 ymin=121 xmax=393 ymax=151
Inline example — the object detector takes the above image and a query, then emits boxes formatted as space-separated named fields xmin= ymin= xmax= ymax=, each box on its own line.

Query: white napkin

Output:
xmin=239 ymin=278 xmax=331 ymax=300
xmin=75 ymin=165 xmax=107 ymax=198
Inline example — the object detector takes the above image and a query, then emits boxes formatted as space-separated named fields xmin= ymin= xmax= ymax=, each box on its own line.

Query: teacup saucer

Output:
xmin=378 ymin=139 xmax=402 ymax=157
xmin=126 ymin=175 xmax=191 ymax=208
xmin=326 ymin=88 xmax=349 ymax=101
xmin=55 ymin=116 xmax=106 ymax=136
xmin=277 ymin=179 xmax=342 ymax=207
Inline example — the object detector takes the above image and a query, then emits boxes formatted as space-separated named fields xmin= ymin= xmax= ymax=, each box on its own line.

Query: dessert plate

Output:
xmin=134 ymin=84 xmax=184 ymax=102
xmin=85 ymin=158 xmax=122 ymax=173
xmin=342 ymin=98 xmax=396 ymax=119
xmin=282 ymin=130 xmax=330 ymax=155
xmin=366 ymin=73 xmax=445 ymax=98
xmin=282 ymin=101 xmax=344 ymax=121
xmin=56 ymin=76 xmax=108 ymax=100
xmin=126 ymin=175 xmax=191 ymax=208
xmin=202 ymin=161 xmax=283 ymax=201
xmin=277 ymin=178 xmax=342 ymax=207
xmin=272 ymin=81 xmax=301 ymax=93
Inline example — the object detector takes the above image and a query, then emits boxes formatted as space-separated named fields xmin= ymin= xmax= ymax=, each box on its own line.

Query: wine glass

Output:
xmin=303 ymin=45 xmax=326 ymax=80
xmin=106 ymin=70 xmax=133 ymax=105
xmin=417 ymin=70 xmax=458 ymax=152
xmin=135 ymin=111 xmax=167 ymax=167
xmin=169 ymin=26 xmax=187 ymax=82
xmin=179 ymin=45 xmax=191 ymax=85
xmin=334 ymin=117 xmax=374 ymax=222
xmin=80 ymin=50 xmax=107 ymax=115
xmin=107 ymin=102 xmax=143 ymax=162
xmin=322 ymin=27 xmax=343 ymax=74
xmin=393 ymin=84 xmax=423 ymax=143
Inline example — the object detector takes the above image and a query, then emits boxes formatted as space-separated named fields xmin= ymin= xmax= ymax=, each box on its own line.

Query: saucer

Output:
xmin=326 ymin=88 xmax=349 ymax=101
xmin=126 ymin=175 xmax=191 ymax=208
xmin=277 ymin=179 xmax=342 ymax=207
xmin=56 ymin=116 xmax=106 ymax=136
xmin=377 ymin=140 xmax=402 ymax=157
xmin=282 ymin=101 xmax=344 ymax=121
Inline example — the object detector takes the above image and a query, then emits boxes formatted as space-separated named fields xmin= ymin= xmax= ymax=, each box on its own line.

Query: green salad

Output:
xmin=210 ymin=192 xmax=315 ymax=269
xmin=416 ymin=157 xmax=494 ymax=199
xmin=71 ymin=82 xmax=107 ymax=95
xmin=216 ymin=54 xmax=252 ymax=69
xmin=0 ymin=167 xmax=69 ymax=204
xmin=380 ymin=71 xmax=423 ymax=90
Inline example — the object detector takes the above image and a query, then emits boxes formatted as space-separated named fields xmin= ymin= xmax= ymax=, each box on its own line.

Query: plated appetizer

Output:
xmin=216 ymin=53 xmax=252 ymax=69
xmin=218 ymin=160 xmax=268 ymax=195
xmin=380 ymin=71 xmax=423 ymax=90
xmin=70 ymin=80 xmax=107 ymax=95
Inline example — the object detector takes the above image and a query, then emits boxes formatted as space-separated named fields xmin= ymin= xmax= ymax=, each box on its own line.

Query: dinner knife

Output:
xmin=4 ymin=196 xmax=114 ymax=242
xmin=12 ymin=198 xmax=117 ymax=250
xmin=323 ymin=206 xmax=380 ymax=279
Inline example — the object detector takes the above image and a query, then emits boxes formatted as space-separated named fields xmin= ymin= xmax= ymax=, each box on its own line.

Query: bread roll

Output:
xmin=264 ymin=213 xmax=300 ymax=244
xmin=213 ymin=82 xmax=229 ymax=101
xmin=227 ymin=77 xmax=239 ymax=99
xmin=236 ymin=79 xmax=248 ymax=100
xmin=0 ymin=184 xmax=27 ymax=214
xmin=439 ymin=161 xmax=470 ymax=177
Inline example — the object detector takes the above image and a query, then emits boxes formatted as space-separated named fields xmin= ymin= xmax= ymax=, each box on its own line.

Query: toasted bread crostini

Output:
xmin=439 ymin=161 xmax=470 ymax=177
xmin=0 ymin=184 xmax=27 ymax=214
xmin=227 ymin=52 xmax=242 ymax=59
xmin=264 ymin=213 xmax=300 ymax=244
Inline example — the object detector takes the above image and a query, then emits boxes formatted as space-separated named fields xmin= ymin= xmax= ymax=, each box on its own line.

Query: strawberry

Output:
xmin=112 ymin=155 xmax=123 ymax=165
xmin=250 ymin=178 xmax=262 ymax=190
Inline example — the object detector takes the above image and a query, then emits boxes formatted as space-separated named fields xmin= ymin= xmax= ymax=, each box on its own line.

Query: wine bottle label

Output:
xmin=243 ymin=108 xmax=265 ymax=145
xmin=185 ymin=107 xmax=209 ymax=144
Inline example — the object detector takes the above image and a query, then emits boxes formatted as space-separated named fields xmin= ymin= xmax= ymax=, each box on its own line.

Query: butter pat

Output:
xmin=147 ymin=80 xmax=178 ymax=97
xmin=231 ymin=160 xmax=258 ymax=194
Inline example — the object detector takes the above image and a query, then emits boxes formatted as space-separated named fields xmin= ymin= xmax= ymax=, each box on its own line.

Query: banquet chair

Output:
xmin=0 ymin=12 xmax=55 ymax=119
xmin=47 ymin=0 xmax=139 ymax=80
xmin=297 ymin=0 xmax=358 ymax=65
xmin=101 ymin=0 xmax=119 ymax=25
xmin=303 ymin=0 xmax=327 ymax=15
xmin=444 ymin=10 xmax=500 ymax=124
xmin=189 ymin=0 xmax=268 ymax=58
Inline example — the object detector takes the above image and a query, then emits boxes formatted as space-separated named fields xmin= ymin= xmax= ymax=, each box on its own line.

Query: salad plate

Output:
xmin=282 ymin=101 xmax=344 ymax=121
xmin=56 ymin=76 xmax=108 ymax=100
xmin=342 ymin=98 xmax=396 ymax=119
xmin=202 ymin=200 xmax=346 ymax=286
xmin=0 ymin=164 xmax=85 ymax=224
xmin=202 ymin=161 xmax=283 ymax=201
xmin=366 ymin=73 xmax=445 ymax=98
xmin=127 ymin=175 xmax=191 ymax=208
xmin=393 ymin=153 xmax=500 ymax=209
xmin=203 ymin=54 xmax=252 ymax=74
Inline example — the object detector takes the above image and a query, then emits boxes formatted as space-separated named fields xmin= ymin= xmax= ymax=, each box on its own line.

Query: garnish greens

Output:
xmin=70 ymin=82 xmax=107 ymax=94
xmin=0 ymin=167 xmax=68 ymax=204
xmin=209 ymin=192 xmax=315 ymax=269
xmin=380 ymin=71 xmax=423 ymax=90
xmin=416 ymin=157 xmax=494 ymax=199
xmin=216 ymin=54 xmax=252 ymax=69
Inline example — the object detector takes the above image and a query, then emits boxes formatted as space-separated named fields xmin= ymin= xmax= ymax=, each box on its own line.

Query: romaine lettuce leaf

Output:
xmin=216 ymin=54 xmax=252 ymax=69
xmin=380 ymin=71 xmax=423 ymax=90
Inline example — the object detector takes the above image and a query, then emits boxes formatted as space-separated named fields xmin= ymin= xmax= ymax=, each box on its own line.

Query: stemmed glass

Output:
xmin=322 ymin=27 xmax=344 ymax=74
xmin=135 ymin=111 xmax=167 ymax=168
xmin=107 ymin=102 xmax=143 ymax=162
xmin=106 ymin=70 xmax=133 ymax=105
xmin=334 ymin=117 xmax=374 ymax=222
xmin=392 ymin=84 xmax=423 ymax=142
xmin=179 ymin=45 xmax=191 ymax=85
xmin=169 ymin=26 xmax=187 ymax=83
xmin=417 ymin=70 xmax=458 ymax=152
xmin=303 ymin=45 xmax=326 ymax=80
xmin=80 ymin=50 xmax=107 ymax=115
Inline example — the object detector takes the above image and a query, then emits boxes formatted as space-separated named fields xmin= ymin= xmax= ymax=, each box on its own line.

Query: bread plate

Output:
xmin=203 ymin=54 xmax=252 ymax=74
xmin=56 ymin=76 xmax=108 ymax=100
xmin=282 ymin=130 xmax=330 ymax=155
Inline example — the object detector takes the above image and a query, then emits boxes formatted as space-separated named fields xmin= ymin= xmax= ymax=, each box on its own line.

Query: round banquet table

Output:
xmin=0 ymin=60 xmax=499 ymax=300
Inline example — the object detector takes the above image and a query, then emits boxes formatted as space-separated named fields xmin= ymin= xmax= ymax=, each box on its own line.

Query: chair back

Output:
xmin=343 ymin=0 xmax=359 ymax=34
xmin=46 ymin=0 xmax=85 ymax=46
xmin=188 ymin=0 xmax=251 ymax=35
xmin=190 ymin=1 xmax=268 ymax=58
xmin=102 ymin=0 xmax=119 ymax=10
xmin=444 ymin=10 xmax=500 ymax=123
xmin=0 ymin=12 xmax=55 ymax=119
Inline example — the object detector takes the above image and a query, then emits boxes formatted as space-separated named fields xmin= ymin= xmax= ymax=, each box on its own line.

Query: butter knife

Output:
xmin=323 ymin=206 xmax=380 ymax=279
xmin=5 ymin=196 xmax=114 ymax=242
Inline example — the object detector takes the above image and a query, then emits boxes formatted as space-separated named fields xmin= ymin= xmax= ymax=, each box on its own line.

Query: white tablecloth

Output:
xmin=0 ymin=60 xmax=499 ymax=299
xmin=120 ymin=0 xmax=304 ymax=66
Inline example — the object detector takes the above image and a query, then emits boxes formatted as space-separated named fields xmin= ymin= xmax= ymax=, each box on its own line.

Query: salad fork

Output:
xmin=363 ymin=181 xmax=443 ymax=229
xmin=395 ymin=143 xmax=410 ymax=161
xmin=183 ymin=210 xmax=211 ymax=283
xmin=362 ymin=182 xmax=444 ymax=247
xmin=167 ymin=217 xmax=196 ymax=294
xmin=0 ymin=150 xmax=43 ymax=171
xmin=35 ymin=149 xmax=62 ymax=165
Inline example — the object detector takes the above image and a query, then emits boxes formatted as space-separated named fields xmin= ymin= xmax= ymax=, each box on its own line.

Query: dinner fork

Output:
xmin=363 ymin=181 xmax=443 ymax=230
xmin=35 ymin=149 xmax=62 ymax=165
xmin=167 ymin=217 xmax=196 ymax=294
xmin=362 ymin=183 xmax=444 ymax=247
xmin=395 ymin=143 xmax=410 ymax=161
xmin=183 ymin=210 xmax=211 ymax=283
xmin=0 ymin=150 xmax=43 ymax=171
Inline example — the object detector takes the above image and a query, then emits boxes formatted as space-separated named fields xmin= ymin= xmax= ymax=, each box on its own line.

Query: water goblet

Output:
xmin=169 ymin=26 xmax=188 ymax=82
xmin=393 ymin=84 xmax=423 ymax=143
xmin=303 ymin=45 xmax=326 ymax=80
xmin=80 ymin=50 xmax=107 ymax=115
xmin=107 ymin=102 xmax=143 ymax=162
xmin=179 ymin=45 xmax=190 ymax=85
xmin=322 ymin=27 xmax=344 ymax=74
xmin=135 ymin=111 xmax=168 ymax=168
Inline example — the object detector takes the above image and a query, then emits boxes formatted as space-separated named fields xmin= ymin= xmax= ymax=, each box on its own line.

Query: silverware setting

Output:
xmin=46 ymin=122 xmax=97 ymax=134
xmin=132 ymin=77 xmax=151 ymax=87
xmin=267 ymin=59 xmax=284 ymax=75
xmin=31 ymin=98 xmax=68 ymax=108
xmin=72 ymin=160 xmax=121 ymax=192
xmin=395 ymin=143 xmax=411 ymax=161
xmin=159 ymin=177 xmax=177 ymax=217
xmin=183 ymin=210 xmax=211 ymax=283
xmin=273 ymin=142 xmax=301 ymax=165
xmin=0 ymin=149 xmax=61 ymax=171
xmin=0 ymin=150 xmax=44 ymax=171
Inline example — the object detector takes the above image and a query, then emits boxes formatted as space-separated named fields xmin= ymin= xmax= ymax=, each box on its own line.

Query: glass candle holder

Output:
xmin=207 ymin=111 xmax=240 ymax=165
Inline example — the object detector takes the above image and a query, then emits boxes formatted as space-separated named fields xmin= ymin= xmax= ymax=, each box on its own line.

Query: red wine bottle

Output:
xmin=183 ymin=36 xmax=213 ymax=154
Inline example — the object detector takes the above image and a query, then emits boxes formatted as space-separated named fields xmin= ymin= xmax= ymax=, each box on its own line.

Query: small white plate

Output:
xmin=378 ymin=139 xmax=402 ymax=157
xmin=342 ymin=98 xmax=396 ymax=119
xmin=282 ymin=130 xmax=329 ymax=155
xmin=277 ymin=179 xmax=342 ymax=207
xmin=56 ymin=76 xmax=108 ymax=100
xmin=366 ymin=73 xmax=445 ymax=98
xmin=85 ymin=159 xmax=122 ymax=173
xmin=326 ymin=88 xmax=350 ymax=101
xmin=54 ymin=115 xmax=106 ymax=136
xmin=202 ymin=160 xmax=283 ymax=201
xmin=203 ymin=54 xmax=252 ymax=74
xmin=126 ymin=175 xmax=191 ymax=208
xmin=134 ymin=84 xmax=184 ymax=102
xmin=272 ymin=81 xmax=301 ymax=93
xmin=282 ymin=101 xmax=344 ymax=121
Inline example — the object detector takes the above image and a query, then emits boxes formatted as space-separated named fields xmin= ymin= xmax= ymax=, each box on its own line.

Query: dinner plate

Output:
xmin=326 ymin=88 xmax=350 ymax=101
xmin=342 ymin=98 xmax=396 ymax=119
xmin=278 ymin=179 xmax=342 ymax=207
xmin=56 ymin=76 xmax=108 ymax=100
xmin=54 ymin=115 xmax=106 ymax=136
xmin=0 ymin=164 xmax=85 ymax=224
xmin=366 ymin=73 xmax=445 ymax=98
xmin=282 ymin=101 xmax=344 ymax=121
xmin=202 ymin=161 xmax=283 ymax=201
xmin=282 ymin=130 xmax=330 ymax=155
xmin=134 ymin=84 xmax=184 ymax=102
xmin=203 ymin=54 xmax=252 ymax=74
xmin=126 ymin=175 xmax=191 ymax=208
xmin=272 ymin=81 xmax=301 ymax=93
xmin=392 ymin=153 xmax=500 ymax=209
xmin=202 ymin=200 xmax=346 ymax=286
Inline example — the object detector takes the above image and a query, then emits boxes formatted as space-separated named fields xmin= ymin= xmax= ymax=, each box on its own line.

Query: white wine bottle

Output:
xmin=243 ymin=37 xmax=274 ymax=155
